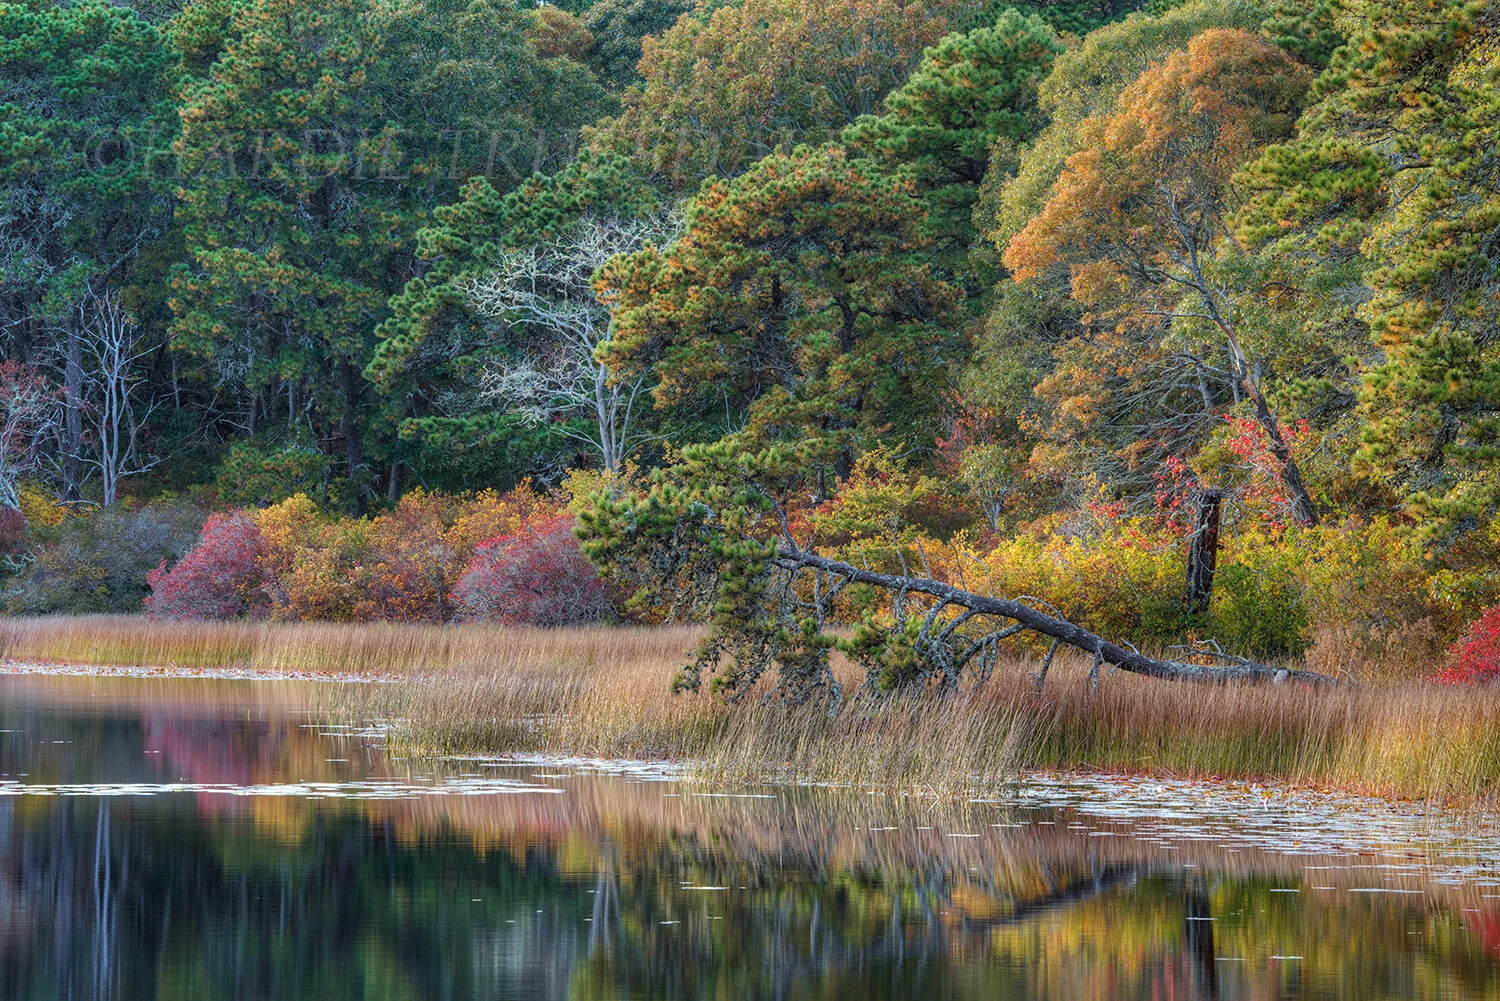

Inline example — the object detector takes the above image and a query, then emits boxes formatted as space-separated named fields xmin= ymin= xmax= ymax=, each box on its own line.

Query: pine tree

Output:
xmin=599 ymin=145 xmax=960 ymax=466
xmin=1235 ymin=0 xmax=1500 ymax=537
xmin=842 ymin=9 xmax=1063 ymax=291
xmin=168 ymin=0 xmax=606 ymax=509
xmin=0 ymin=0 xmax=177 ymax=499
xmin=366 ymin=154 xmax=659 ymax=489
xmin=582 ymin=0 xmax=981 ymax=191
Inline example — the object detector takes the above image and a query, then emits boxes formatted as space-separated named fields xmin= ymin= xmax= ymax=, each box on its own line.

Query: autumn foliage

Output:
xmin=453 ymin=514 xmax=614 ymax=626
xmin=13 ymin=0 xmax=1500 ymax=700
xmin=145 ymin=513 xmax=266 ymax=621
xmin=1004 ymin=29 xmax=1310 ymax=294
xmin=145 ymin=487 xmax=611 ymax=626
xmin=0 ymin=506 xmax=27 ymax=555
xmin=1433 ymin=605 xmax=1500 ymax=686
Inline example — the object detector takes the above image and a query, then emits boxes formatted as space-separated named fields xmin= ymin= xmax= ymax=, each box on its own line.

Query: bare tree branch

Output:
xmin=77 ymin=285 xmax=160 ymax=506
xmin=0 ymin=363 xmax=61 ymax=513
xmin=464 ymin=211 xmax=683 ymax=472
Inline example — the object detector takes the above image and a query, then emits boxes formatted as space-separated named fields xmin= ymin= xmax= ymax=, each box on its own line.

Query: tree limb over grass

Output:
xmin=773 ymin=544 xmax=1342 ymax=690
xmin=580 ymin=441 xmax=1342 ymax=711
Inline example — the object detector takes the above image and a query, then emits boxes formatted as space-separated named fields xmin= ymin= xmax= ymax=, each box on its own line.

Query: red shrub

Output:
xmin=144 ymin=512 xmax=267 ymax=620
xmin=1433 ymin=603 xmax=1500 ymax=685
xmin=452 ymin=514 xmax=613 ymax=626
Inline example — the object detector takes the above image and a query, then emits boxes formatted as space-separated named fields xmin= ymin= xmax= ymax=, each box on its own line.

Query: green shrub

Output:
xmin=978 ymin=530 xmax=1190 ymax=647
xmin=1208 ymin=557 xmax=1310 ymax=658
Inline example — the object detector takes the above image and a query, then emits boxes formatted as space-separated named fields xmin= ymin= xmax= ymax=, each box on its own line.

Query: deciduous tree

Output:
xmin=77 ymin=286 xmax=158 ymax=506
xmin=463 ymin=211 xmax=681 ymax=472
xmin=368 ymin=154 xmax=658 ymax=488
xmin=1005 ymin=29 xmax=1318 ymax=523
xmin=0 ymin=0 xmax=176 ymax=501
xmin=0 ymin=361 xmax=59 ymax=514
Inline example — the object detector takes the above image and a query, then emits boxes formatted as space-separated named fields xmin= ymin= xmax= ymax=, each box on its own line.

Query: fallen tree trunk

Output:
xmin=774 ymin=546 xmax=1342 ymax=688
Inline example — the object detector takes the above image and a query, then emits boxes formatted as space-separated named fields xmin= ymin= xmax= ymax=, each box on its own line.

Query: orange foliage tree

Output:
xmin=1004 ymin=29 xmax=1318 ymax=524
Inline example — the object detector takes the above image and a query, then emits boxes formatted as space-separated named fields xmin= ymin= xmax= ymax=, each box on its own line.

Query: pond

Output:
xmin=1 ymin=674 xmax=1498 ymax=1000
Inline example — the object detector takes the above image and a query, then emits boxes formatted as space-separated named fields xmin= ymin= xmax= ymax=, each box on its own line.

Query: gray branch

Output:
xmin=773 ymin=546 xmax=1342 ymax=687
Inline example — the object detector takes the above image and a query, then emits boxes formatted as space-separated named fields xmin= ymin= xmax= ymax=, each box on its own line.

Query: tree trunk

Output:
xmin=62 ymin=312 xmax=84 ymax=503
xmin=386 ymin=460 xmax=401 ymax=507
xmin=1245 ymin=385 xmax=1318 ymax=527
xmin=1163 ymin=190 xmax=1319 ymax=528
xmin=1185 ymin=487 xmax=1222 ymax=616
xmin=776 ymin=547 xmax=1342 ymax=687
xmin=340 ymin=360 xmax=366 ymax=515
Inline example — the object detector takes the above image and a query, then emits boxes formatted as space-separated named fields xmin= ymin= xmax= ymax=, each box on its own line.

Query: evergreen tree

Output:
xmin=367 ymin=154 xmax=659 ymax=489
xmin=1235 ymin=0 xmax=1500 ymax=537
xmin=842 ymin=9 xmax=1063 ymax=291
xmin=0 ymin=0 xmax=177 ymax=500
xmin=599 ymin=145 xmax=960 ymax=468
xmin=582 ymin=0 xmax=982 ymax=191
xmin=168 ymin=0 xmax=606 ymax=509
xmin=578 ymin=0 xmax=696 ymax=92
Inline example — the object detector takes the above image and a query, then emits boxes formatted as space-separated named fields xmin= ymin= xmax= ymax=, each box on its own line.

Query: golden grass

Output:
xmin=366 ymin=648 xmax=1500 ymax=804
xmin=0 ymin=613 xmax=691 ymax=678
xmin=4 ymin=614 xmax=1499 ymax=804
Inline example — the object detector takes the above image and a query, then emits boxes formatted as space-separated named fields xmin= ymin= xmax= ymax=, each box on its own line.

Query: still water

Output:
xmin=2 ymin=674 xmax=1500 ymax=1000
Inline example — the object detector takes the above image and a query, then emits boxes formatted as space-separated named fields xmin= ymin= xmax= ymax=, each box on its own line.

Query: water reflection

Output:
xmin=0 ymin=674 xmax=1497 ymax=1000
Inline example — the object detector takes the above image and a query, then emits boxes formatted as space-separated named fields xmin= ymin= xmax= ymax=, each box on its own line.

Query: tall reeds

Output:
xmin=3 ymin=615 xmax=1498 ymax=803
xmin=0 ymin=614 xmax=693 ymax=677
xmin=357 ymin=639 xmax=1500 ymax=804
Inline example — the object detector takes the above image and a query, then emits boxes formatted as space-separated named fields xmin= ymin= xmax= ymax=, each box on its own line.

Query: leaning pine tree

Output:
xmin=578 ymin=441 xmax=1339 ymax=711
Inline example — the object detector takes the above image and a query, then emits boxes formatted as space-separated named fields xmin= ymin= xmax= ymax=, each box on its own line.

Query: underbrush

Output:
xmin=8 ymin=471 xmax=1495 ymax=683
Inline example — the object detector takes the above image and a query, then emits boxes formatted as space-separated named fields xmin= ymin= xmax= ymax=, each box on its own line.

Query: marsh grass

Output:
xmin=352 ymin=634 xmax=1500 ymax=804
xmin=4 ymin=615 xmax=1499 ymax=803
xmin=0 ymin=614 xmax=690 ymax=677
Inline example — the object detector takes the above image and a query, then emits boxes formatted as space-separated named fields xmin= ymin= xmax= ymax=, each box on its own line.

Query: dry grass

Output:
xmin=4 ymin=614 xmax=1499 ymax=804
xmin=0 ymin=613 xmax=691 ymax=678
xmin=367 ymin=647 xmax=1500 ymax=804
xmin=1303 ymin=619 xmax=1450 ymax=682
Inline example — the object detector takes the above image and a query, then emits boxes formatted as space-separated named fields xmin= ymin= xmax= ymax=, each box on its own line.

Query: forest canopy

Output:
xmin=3 ymin=0 xmax=1499 ymax=688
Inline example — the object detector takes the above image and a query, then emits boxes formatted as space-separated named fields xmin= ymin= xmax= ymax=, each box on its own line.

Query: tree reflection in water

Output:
xmin=0 ymin=675 xmax=1497 ymax=1000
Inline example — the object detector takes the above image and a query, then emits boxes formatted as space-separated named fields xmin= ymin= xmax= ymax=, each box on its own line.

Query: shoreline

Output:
xmin=5 ymin=615 xmax=1500 ymax=808
xmin=0 ymin=659 xmax=398 ymax=684
xmin=4 ymin=656 xmax=1497 ymax=815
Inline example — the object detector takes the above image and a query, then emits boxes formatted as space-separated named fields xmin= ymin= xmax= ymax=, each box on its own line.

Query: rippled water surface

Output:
xmin=3 ymin=674 xmax=1500 ymax=1000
